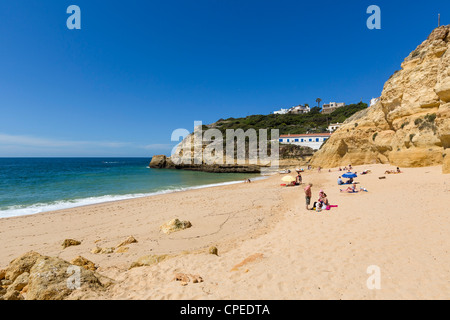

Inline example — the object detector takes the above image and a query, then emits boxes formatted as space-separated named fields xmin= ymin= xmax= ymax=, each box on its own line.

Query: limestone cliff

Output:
xmin=310 ymin=26 xmax=450 ymax=173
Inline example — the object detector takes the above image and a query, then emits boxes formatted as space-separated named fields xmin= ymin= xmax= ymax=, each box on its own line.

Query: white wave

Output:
xmin=0 ymin=177 xmax=266 ymax=219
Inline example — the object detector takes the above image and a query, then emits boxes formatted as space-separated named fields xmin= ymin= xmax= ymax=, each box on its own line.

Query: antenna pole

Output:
xmin=438 ymin=14 xmax=441 ymax=27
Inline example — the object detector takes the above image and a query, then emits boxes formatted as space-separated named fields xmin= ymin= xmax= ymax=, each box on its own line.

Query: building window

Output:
xmin=279 ymin=139 xmax=283 ymax=142
xmin=287 ymin=139 xmax=290 ymax=142
xmin=309 ymin=139 xmax=312 ymax=142
xmin=295 ymin=139 xmax=299 ymax=142
xmin=316 ymin=138 xmax=319 ymax=142
xmin=301 ymin=139 xmax=304 ymax=142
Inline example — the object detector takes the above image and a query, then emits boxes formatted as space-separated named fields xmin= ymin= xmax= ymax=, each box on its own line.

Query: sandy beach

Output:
xmin=0 ymin=164 xmax=449 ymax=300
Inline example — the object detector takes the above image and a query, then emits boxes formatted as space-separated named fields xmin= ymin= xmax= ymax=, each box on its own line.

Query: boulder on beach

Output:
xmin=27 ymin=256 xmax=107 ymax=300
xmin=160 ymin=218 xmax=192 ymax=234
xmin=0 ymin=252 xmax=112 ymax=300
xmin=61 ymin=239 xmax=81 ymax=249
xmin=209 ymin=246 xmax=219 ymax=256
xmin=116 ymin=236 xmax=138 ymax=248
xmin=70 ymin=256 xmax=97 ymax=271
xmin=4 ymin=251 xmax=43 ymax=282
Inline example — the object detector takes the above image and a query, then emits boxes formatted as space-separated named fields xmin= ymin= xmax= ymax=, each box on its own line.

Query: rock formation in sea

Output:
xmin=150 ymin=134 xmax=314 ymax=173
xmin=310 ymin=26 xmax=450 ymax=174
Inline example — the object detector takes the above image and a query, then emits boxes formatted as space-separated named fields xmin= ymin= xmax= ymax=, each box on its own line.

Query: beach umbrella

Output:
xmin=342 ymin=172 xmax=357 ymax=178
xmin=281 ymin=176 xmax=296 ymax=182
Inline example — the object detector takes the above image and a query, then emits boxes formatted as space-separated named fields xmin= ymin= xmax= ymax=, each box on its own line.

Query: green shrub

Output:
xmin=425 ymin=113 xmax=436 ymax=123
xmin=372 ymin=132 xmax=378 ymax=141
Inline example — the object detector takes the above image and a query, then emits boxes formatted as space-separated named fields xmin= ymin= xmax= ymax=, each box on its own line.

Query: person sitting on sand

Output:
xmin=341 ymin=183 xmax=358 ymax=193
xmin=318 ymin=190 xmax=329 ymax=210
xmin=338 ymin=176 xmax=344 ymax=185
xmin=346 ymin=177 xmax=354 ymax=184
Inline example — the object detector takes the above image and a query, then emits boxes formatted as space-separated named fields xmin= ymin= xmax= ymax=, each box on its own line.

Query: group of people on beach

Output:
xmin=304 ymin=183 xmax=330 ymax=212
xmin=338 ymin=165 xmax=352 ymax=172
xmin=337 ymin=176 xmax=355 ymax=185
xmin=297 ymin=164 xmax=405 ymax=211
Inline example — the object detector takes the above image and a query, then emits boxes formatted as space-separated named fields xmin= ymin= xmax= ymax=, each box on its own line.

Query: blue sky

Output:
xmin=0 ymin=0 xmax=448 ymax=157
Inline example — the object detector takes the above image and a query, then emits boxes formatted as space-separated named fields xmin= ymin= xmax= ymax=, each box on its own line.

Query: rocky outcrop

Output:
xmin=4 ymin=251 xmax=42 ymax=283
xmin=149 ymin=155 xmax=169 ymax=169
xmin=311 ymin=26 xmax=450 ymax=173
xmin=0 ymin=251 xmax=111 ymax=300
xmin=149 ymin=155 xmax=262 ymax=173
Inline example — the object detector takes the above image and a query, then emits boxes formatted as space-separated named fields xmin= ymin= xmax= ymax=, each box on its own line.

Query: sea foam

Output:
xmin=0 ymin=177 xmax=266 ymax=219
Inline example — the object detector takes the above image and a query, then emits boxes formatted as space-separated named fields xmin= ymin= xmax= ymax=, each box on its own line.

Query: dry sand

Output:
xmin=0 ymin=164 xmax=449 ymax=300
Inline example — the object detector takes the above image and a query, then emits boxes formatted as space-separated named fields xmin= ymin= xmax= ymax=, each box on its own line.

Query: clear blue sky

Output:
xmin=0 ymin=0 xmax=448 ymax=157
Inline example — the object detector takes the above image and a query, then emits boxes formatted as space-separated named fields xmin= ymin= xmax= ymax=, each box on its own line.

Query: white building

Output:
xmin=274 ymin=105 xmax=310 ymax=115
xmin=278 ymin=133 xmax=332 ymax=150
xmin=274 ymin=108 xmax=289 ymax=115
xmin=322 ymin=102 xmax=345 ymax=114
xmin=327 ymin=123 xmax=342 ymax=133
xmin=289 ymin=105 xmax=310 ymax=114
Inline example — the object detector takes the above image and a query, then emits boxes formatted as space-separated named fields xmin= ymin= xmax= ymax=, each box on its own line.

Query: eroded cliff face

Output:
xmin=311 ymin=26 xmax=450 ymax=173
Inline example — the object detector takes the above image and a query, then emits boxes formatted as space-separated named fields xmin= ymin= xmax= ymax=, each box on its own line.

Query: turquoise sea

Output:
xmin=0 ymin=158 xmax=260 ymax=218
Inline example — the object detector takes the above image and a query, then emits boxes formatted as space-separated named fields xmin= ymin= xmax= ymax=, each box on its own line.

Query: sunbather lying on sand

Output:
xmin=340 ymin=184 xmax=369 ymax=193
xmin=341 ymin=183 xmax=358 ymax=193
xmin=385 ymin=167 xmax=403 ymax=174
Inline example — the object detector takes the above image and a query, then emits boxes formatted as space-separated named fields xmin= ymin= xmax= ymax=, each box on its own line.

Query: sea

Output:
xmin=0 ymin=158 xmax=261 ymax=219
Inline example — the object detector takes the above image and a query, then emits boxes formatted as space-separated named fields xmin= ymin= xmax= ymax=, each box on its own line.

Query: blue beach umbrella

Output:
xmin=342 ymin=172 xmax=357 ymax=179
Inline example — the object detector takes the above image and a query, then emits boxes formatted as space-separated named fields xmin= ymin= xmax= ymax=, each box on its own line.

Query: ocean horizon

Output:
xmin=0 ymin=157 xmax=261 ymax=219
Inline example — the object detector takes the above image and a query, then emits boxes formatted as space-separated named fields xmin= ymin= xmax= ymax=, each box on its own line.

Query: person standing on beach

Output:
xmin=296 ymin=172 xmax=302 ymax=185
xmin=304 ymin=183 xmax=312 ymax=210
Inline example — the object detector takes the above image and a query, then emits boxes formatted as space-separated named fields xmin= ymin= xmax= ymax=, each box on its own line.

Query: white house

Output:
xmin=327 ymin=123 xmax=342 ymax=133
xmin=278 ymin=133 xmax=332 ymax=150
xmin=274 ymin=105 xmax=310 ymax=115
xmin=322 ymin=102 xmax=345 ymax=114
xmin=289 ymin=105 xmax=310 ymax=114
xmin=274 ymin=108 xmax=289 ymax=115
